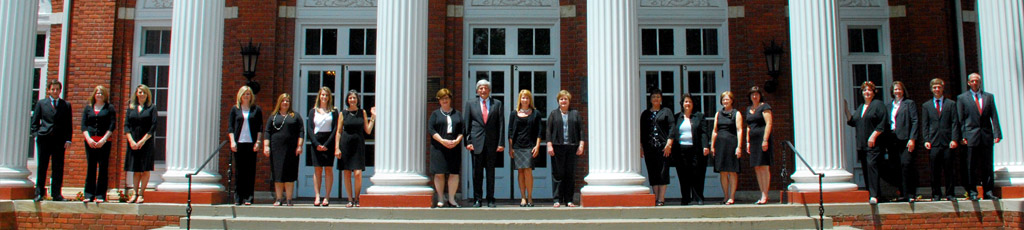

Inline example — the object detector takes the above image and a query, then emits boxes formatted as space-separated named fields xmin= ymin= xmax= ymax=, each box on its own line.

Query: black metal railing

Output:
xmin=785 ymin=141 xmax=825 ymax=230
xmin=186 ymin=141 xmax=227 ymax=230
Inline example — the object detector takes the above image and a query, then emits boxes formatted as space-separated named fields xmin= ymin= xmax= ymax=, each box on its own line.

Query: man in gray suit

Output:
xmin=956 ymin=73 xmax=1002 ymax=200
xmin=464 ymin=79 xmax=505 ymax=207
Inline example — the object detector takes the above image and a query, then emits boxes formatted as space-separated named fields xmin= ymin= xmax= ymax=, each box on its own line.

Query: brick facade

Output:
xmin=833 ymin=211 xmax=1024 ymax=229
xmin=8 ymin=212 xmax=179 ymax=230
xmin=38 ymin=0 xmax=981 ymax=198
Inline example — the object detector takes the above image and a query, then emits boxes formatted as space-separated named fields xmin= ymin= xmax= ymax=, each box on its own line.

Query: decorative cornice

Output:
xmin=144 ymin=0 xmax=173 ymax=9
xmin=839 ymin=0 xmax=881 ymax=7
xmin=304 ymin=0 xmax=377 ymax=7
xmin=639 ymin=0 xmax=719 ymax=7
xmin=469 ymin=0 xmax=553 ymax=7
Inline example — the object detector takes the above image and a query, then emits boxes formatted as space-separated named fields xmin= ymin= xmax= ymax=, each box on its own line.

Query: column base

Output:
xmin=783 ymin=190 xmax=869 ymax=204
xmin=581 ymin=194 xmax=655 ymax=207
xmin=144 ymin=191 xmax=227 ymax=204
xmin=996 ymin=186 xmax=1024 ymax=199
xmin=0 ymin=187 xmax=34 ymax=200
xmin=358 ymin=194 xmax=433 ymax=207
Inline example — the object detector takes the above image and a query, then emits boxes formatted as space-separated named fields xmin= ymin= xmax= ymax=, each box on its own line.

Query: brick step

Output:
xmin=181 ymin=215 xmax=833 ymax=230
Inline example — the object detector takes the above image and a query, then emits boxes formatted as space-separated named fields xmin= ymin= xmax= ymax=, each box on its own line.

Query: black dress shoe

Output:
xmin=473 ymin=200 xmax=482 ymax=207
xmin=487 ymin=200 xmax=496 ymax=208
xmin=969 ymin=193 xmax=980 ymax=201
xmin=33 ymin=195 xmax=43 ymax=202
xmin=983 ymin=192 xmax=999 ymax=200
xmin=51 ymin=196 xmax=65 ymax=202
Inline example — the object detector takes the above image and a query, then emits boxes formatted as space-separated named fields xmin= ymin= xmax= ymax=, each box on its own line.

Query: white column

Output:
xmin=0 ymin=0 xmax=38 ymax=190
xmin=787 ymin=0 xmax=859 ymax=192
xmin=580 ymin=0 xmax=649 ymax=195
xmin=157 ymin=0 xmax=225 ymax=192
xmin=978 ymin=1 xmax=1024 ymax=187
xmin=366 ymin=0 xmax=432 ymax=195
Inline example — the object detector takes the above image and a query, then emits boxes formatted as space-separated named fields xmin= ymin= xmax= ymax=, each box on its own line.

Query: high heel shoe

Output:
xmin=756 ymin=197 xmax=768 ymax=205
xmin=128 ymin=195 xmax=138 ymax=204
xmin=520 ymin=199 xmax=527 ymax=207
xmin=868 ymin=197 xmax=878 ymax=204
xmin=286 ymin=199 xmax=294 ymax=206
xmin=314 ymin=197 xmax=322 ymax=207
xmin=725 ymin=199 xmax=734 ymax=205
xmin=321 ymin=198 xmax=330 ymax=207
xmin=273 ymin=200 xmax=282 ymax=206
xmin=346 ymin=199 xmax=354 ymax=208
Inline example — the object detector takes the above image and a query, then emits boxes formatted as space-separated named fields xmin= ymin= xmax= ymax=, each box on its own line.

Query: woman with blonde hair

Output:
xmin=306 ymin=87 xmax=338 ymax=206
xmin=507 ymin=89 xmax=543 ymax=207
xmin=428 ymin=88 xmax=464 ymax=208
xmin=124 ymin=84 xmax=157 ymax=203
xmin=81 ymin=85 xmax=116 ymax=203
xmin=546 ymin=90 xmax=585 ymax=207
xmin=335 ymin=90 xmax=375 ymax=207
xmin=263 ymin=93 xmax=304 ymax=206
xmin=227 ymin=86 xmax=263 ymax=205
xmin=711 ymin=91 xmax=743 ymax=205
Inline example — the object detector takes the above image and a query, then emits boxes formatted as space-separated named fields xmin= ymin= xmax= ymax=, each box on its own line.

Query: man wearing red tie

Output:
xmin=921 ymin=78 xmax=960 ymax=201
xmin=30 ymin=80 xmax=73 ymax=202
xmin=464 ymin=79 xmax=505 ymax=207
xmin=956 ymin=73 xmax=1003 ymax=200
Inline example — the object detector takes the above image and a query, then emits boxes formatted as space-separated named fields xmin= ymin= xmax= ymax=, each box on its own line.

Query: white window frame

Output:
xmin=128 ymin=18 xmax=172 ymax=189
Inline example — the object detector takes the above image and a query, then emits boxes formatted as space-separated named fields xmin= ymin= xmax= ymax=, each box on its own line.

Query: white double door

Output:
xmin=639 ymin=65 xmax=728 ymax=199
xmin=295 ymin=64 xmax=376 ymax=198
xmin=464 ymin=64 xmax=558 ymax=199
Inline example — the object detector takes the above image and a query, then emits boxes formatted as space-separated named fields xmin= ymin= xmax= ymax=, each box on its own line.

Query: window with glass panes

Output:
xmin=686 ymin=70 xmax=718 ymax=118
xmin=305 ymin=28 xmax=339 ymax=56
xmin=848 ymin=28 xmax=881 ymax=53
xmin=517 ymin=28 xmax=550 ymax=55
xmin=641 ymin=28 xmax=674 ymax=56
xmin=472 ymin=28 xmax=506 ymax=55
xmin=685 ymin=28 xmax=718 ymax=56
xmin=349 ymin=28 xmax=376 ymax=55
xmin=644 ymin=71 xmax=676 ymax=111
xmin=851 ymin=64 xmax=884 ymax=105
xmin=35 ymin=34 xmax=46 ymax=57
xmin=143 ymin=30 xmax=171 ymax=55
xmin=640 ymin=27 xmax=719 ymax=56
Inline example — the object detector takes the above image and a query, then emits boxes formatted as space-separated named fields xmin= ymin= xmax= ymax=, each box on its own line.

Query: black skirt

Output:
xmin=430 ymin=141 xmax=462 ymax=175
xmin=306 ymin=132 xmax=335 ymax=167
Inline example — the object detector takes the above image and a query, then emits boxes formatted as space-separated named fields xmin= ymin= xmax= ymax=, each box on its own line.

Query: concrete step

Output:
xmin=182 ymin=215 xmax=832 ymax=230
xmin=170 ymin=203 xmax=823 ymax=220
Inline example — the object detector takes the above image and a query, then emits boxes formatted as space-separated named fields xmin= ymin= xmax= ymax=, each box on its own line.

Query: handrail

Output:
xmin=185 ymin=140 xmax=227 ymax=230
xmin=785 ymin=141 xmax=825 ymax=230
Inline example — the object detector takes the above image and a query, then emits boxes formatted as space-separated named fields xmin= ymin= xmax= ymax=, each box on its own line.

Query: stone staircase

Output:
xmin=173 ymin=203 xmax=836 ymax=230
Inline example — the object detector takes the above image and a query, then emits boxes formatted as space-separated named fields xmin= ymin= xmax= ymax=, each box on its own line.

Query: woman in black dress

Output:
xmin=263 ymin=93 xmax=304 ymax=206
xmin=845 ymin=81 xmax=886 ymax=204
xmin=306 ymin=87 xmax=338 ymax=207
xmin=508 ymin=89 xmax=543 ymax=207
xmin=124 ymin=84 xmax=157 ymax=204
xmin=640 ymin=88 xmax=675 ymax=206
xmin=546 ymin=90 xmax=585 ymax=208
xmin=745 ymin=86 xmax=773 ymax=205
xmin=227 ymin=86 xmax=262 ymax=205
xmin=711 ymin=91 xmax=743 ymax=205
xmin=429 ymin=88 xmax=464 ymax=208
xmin=335 ymin=90 xmax=375 ymax=207
xmin=670 ymin=94 xmax=710 ymax=205
xmin=81 ymin=85 xmax=115 ymax=203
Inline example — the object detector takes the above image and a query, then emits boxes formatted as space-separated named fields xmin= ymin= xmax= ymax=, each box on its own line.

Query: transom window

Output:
xmin=848 ymin=28 xmax=881 ymax=53
xmin=143 ymin=29 xmax=171 ymax=55
xmin=517 ymin=28 xmax=551 ymax=55
xmin=35 ymin=34 xmax=46 ymax=57
xmin=640 ymin=28 xmax=720 ymax=56
xmin=348 ymin=28 xmax=376 ymax=55
xmin=685 ymin=29 xmax=718 ymax=56
xmin=473 ymin=28 xmax=506 ymax=55
xmin=305 ymin=28 xmax=339 ymax=56
xmin=641 ymin=29 xmax=674 ymax=56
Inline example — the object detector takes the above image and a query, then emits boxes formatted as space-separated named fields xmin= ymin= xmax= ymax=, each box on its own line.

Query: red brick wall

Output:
xmin=728 ymin=0 xmax=794 ymax=191
xmin=833 ymin=211 xmax=1024 ymax=230
xmin=10 ymin=212 xmax=179 ymax=230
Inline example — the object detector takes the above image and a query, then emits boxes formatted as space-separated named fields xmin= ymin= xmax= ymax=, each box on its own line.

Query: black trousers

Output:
xmin=83 ymin=141 xmax=110 ymax=199
xmin=234 ymin=143 xmax=257 ymax=203
xmin=551 ymin=144 xmax=578 ymax=204
xmin=673 ymin=144 xmax=707 ymax=204
xmin=35 ymin=136 xmax=65 ymax=198
xmin=858 ymin=149 xmax=882 ymax=198
xmin=929 ymin=146 xmax=956 ymax=197
xmin=471 ymin=147 xmax=497 ymax=201
xmin=884 ymin=136 xmax=916 ymax=198
xmin=966 ymin=143 xmax=995 ymax=195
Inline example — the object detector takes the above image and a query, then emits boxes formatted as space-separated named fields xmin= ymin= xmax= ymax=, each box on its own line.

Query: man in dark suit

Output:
xmin=921 ymin=78 xmax=960 ymax=201
xmin=30 ymin=80 xmax=73 ymax=202
xmin=464 ymin=79 xmax=505 ymax=207
xmin=884 ymin=81 xmax=919 ymax=202
xmin=957 ymin=73 xmax=1002 ymax=200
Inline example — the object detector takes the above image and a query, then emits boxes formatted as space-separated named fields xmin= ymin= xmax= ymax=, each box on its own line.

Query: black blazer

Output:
xmin=956 ymin=90 xmax=1002 ymax=147
xmin=546 ymin=109 xmax=584 ymax=145
xmin=640 ymin=108 xmax=675 ymax=150
xmin=921 ymin=98 xmax=960 ymax=148
xmin=228 ymin=105 xmax=264 ymax=144
xmin=31 ymin=97 xmax=73 ymax=142
xmin=464 ymin=96 xmax=505 ymax=155
xmin=847 ymin=99 xmax=887 ymax=151
xmin=81 ymin=104 xmax=116 ymax=137
xmin=305 ymin=108 xmax=338 ymax=147
xmin=670 ymin=111 xmax=709 ymax=149
xmin=885 ymin=99 xmax=919 ymax=141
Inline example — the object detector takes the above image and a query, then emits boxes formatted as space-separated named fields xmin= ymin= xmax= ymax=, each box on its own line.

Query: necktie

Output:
xmin=935 ymin=99 xmax=941 ymax=115
xmin=51 ymin=99 xmax=56 ymax=109
xmin=481 ymin=100 xmax=489 ymax=124
xmin=974 ymin=93 xmax=982 ymax=114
